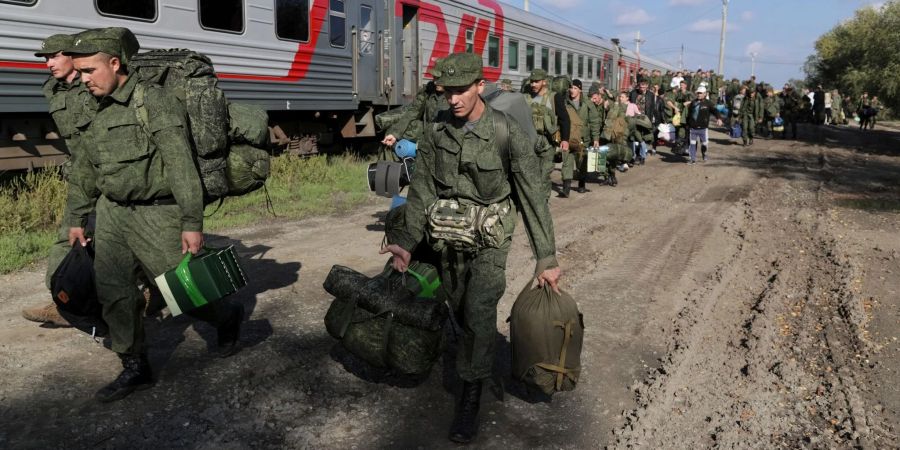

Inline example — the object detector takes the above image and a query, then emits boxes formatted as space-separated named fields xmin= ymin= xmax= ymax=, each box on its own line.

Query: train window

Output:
xmin=541 ymin=47 xmax=549 ymax=72
xmin=508 ymin=40 xmax=519 ymax=71
xmin=465 ymin=29 xmax=474 ymax=53
xmin=588 ymin=57 xmax=593 ymax=79
xmin=96 ymin=0 xmax=157 ymax=21
xmin=199 ymin=0 xmax=244 ymax=33
xmin=578 ymin=55 xmax=584 ymax=78
xmin=359 ymin=6 xmax=375 ymax=54
xmin=487 ymin=35 xmax=500 ymax=68
xmin=1 ymin=0 xmax=37 ymax=5
xmin=329 ymin=0 xmax=346 ymax=47
xmin=554 ymin=51 xmax=561 ymax=75
xmin=275 ymin=0 xmax=310 ymax=42
xmin=566 ymin=53 xmax=573 ymax=76
xmin=525 ymin=44 xmax=534 ymax=71
xmin=597 ymin=59 xmax=602 ymax=81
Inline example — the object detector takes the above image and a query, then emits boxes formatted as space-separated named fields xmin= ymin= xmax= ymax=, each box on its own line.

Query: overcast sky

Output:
xmin=500 ymin=0 xmax=886 ymax=86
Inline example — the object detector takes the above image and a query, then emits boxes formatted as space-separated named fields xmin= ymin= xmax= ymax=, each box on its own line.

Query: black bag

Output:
xmin=50 ymin=242 xmax=101 ymax=317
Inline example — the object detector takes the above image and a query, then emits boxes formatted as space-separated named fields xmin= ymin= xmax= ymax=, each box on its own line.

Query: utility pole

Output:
xmin=679 ymin=44 xmax=684 ymax=71
xmin=718 ymin=0 xmax=728 ymax=75
xmin=750 ymin=52 xmax=758 ymax=77
xmin=524 ymin=0 xmax=529 ymax=12
xmin=634 ymin=30 xmax=645 ymax=69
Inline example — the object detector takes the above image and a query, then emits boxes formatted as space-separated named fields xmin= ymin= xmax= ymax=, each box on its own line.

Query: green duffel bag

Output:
xmin=509 ymin=282 xmax=584 ymax=395
xmin=228 ymin=102 xmax=270 ymax=147
xmin=225 ymin=144 xmax=270 ymax=196
xmin=323 ymin=262 xmax=448 ymax=375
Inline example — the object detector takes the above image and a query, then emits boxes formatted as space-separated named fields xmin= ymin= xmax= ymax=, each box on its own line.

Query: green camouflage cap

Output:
xmin=500 ymin=78 xmax=512 ymax=86
xmin=63 ymin=27 xmax=140 ymax=65
xmin=428 ymin=57 xmax=445 ymax=78
xmin=432 ymin=52 xmax=482 ymax=87
xmin=35 ymin=34 xmax=75 ymax=57
xmin=529 ymin=68 xmax=548 ymax=81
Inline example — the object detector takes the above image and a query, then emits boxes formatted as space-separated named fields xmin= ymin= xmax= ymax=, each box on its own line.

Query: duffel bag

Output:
xmin=509 ymin=282 xmax=584 ymax=395
xmin=323 ymin=262 xmax=448 ymax=374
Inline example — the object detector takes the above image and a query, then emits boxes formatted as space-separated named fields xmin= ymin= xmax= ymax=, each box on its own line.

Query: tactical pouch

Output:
xmin=426 ymin=199 xmax=509 ymax=251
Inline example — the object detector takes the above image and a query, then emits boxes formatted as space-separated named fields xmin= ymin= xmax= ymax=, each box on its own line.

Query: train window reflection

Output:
xmin=541 ymin=47 xmax=549 ymax=72
xmin=508 ymin=40 xmax=519 ymax=71
xmin=329 ymin=0 xmax=346 ymax=47
xmin=96 ymin=0 xmax=156 ymax=21
xmin=200 ymin=0 xmax=244 ymax=33
xmin=566 ymin=53 xmax=573 ymax=76
xmin=554 ymin=50 xmax=561 ymax=75
xmin=525 ymin=44 xmax=534 ymax=71
xmin=488 ymin=35 xmax=500 ymax=68
xmin=275 ymin=0 xmax=310 ymax=42
xmin=578 ymin=55 xmax=583 ymax=78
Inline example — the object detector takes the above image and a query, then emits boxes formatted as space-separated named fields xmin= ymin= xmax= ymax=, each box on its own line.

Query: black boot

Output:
xmin=96 ymin=353 xmax=154 ymax=403
xmin=576 ymin=179 xmax=589 ymax=194
xmin=216 ymin=302 xmax=245 ymax=358
xmin=449 ymin=380 xmax=483 ymax=444
xmin=558 ymin=180 xmax=571 ymax=198
xmin=608 ymin=170 xmax=618 ymax=187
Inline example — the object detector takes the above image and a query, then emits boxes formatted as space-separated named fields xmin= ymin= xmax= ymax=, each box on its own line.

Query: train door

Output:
xmin=355 ymin=1 xmax=381 ymax=101
xmin=400 ymin=5 xmax=418 ymax=99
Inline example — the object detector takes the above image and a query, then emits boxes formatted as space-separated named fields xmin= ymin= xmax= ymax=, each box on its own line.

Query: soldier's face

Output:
xmin=591 ymin=93 xmax=602 ymax=105
xmin=568 ymin=85 xmax=581 ymax=99
xmin=530 ymin=79 xmax=545 ymax=94
xmin=444 ymin=80 xmax=485 ymax=120
xmin=44 ymin=52 xmax=75 ymax=80
xmin=73 ymin=53 xmax=121 ymax=97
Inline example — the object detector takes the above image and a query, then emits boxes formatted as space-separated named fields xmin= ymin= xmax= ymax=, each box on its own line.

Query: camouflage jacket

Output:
xmin=563 ymin=95 xmax=601 ymax=145
xmin=586 ymin=100 xmax=606 ymax=143
xmin=524 ymin=91 xmax=558 ymax=139
xmin=42 ymin=75 xmax=97 ymax=157
xmin=393 ymin=103 xmax=558 ymax=273
xmin=386 ymin=82 xmax=448 ymax=141
xmin=65 ymin=75 xmax=204 ymax=232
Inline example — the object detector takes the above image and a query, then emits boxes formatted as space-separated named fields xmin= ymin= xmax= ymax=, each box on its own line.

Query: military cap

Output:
xmin=571 ymin=79 xmax=582 ymax=89
xmin=529 ymin=68 xmax=548 ymax=81
xmin=35 ymin=34 xmax=75 ymax=57
xmin=432 ymin=52 xmax=483 ymax=87
xmin=588 ymin=83 xmax=600 ymax=97
xmin=500 ymin=78 xmax=512 ymax=86
xmin=428 ymin=57 xmax=445 ymax=78
xmin=63 ymin=27 xmax=140 ymax=66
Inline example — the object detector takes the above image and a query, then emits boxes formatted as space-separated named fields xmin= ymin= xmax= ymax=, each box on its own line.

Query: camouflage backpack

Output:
xmin=131 ymin=49 xmax=271 ymax=202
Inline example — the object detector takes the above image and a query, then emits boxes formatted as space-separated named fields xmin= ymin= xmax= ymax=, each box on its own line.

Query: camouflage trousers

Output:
xmin=439 ymin=243 xmax=510 ymax=382
xmin=740 ymin=116 xmax=756 ymax=144
xmin=560 ymin=142 xmax=587 ymax=182
xmin=536 ymin=135 xmax=556 ymax=198
xmin=94 ymin=197 xmax=231 ymax=355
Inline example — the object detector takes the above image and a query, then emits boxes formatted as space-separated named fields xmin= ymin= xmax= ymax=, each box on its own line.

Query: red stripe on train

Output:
xmin=0 ymin=61 xmax=46 ymax=70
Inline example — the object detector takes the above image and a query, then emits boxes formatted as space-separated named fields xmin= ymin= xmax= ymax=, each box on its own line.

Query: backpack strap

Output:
xmin=491 ymin=108 xmax=511 ymax=176
xmin=131 ymin=82 xmax=150 ymax=132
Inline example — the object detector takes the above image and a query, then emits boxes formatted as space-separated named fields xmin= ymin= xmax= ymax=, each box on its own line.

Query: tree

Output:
xmin=806 ymin=1 xmax=900 ymax=114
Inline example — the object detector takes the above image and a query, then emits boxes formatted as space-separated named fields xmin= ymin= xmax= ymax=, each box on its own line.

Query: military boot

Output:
xmin=608 ymin=170 xmax=618 ymax=187
xmin=96 ymin=353 xmax=154 ymax=403
xmin=216 ymin=302 xmax=245 ymax=358
xmin=449 ymin=380 xmax=483 ymax=444
xmin=21 ymin=302 xmax=71 ymax=327
xmin=577 ymin=179 xmax=590 ymax=194
xmin=558 ymin=180 xmax=571 ymax=198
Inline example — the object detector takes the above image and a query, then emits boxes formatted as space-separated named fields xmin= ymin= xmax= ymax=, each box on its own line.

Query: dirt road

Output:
xmin=1 ymin=124 xmax=898 ymax=449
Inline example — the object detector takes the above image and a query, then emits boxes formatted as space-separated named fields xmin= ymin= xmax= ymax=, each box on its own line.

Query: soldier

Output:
xmin=21 ymin=33 xmax=98 ymax=328
xmin=381 ymin=67 xmax=448 ymax=146
xmin=558 ymin=79 xmax=600 ymax=196
xmin=779 ymin=84 xmax=802 ymax=139
xmin=63 ymin=27 xmax=244 ymax=402
xmin=762 ymin=88 xmax=780 ymax=138
xmin=735 ymin=87 xmax=760 ymax=146
xmin=499 ymin=78 xmax=513 ymax=92
xmin=524 ymin=68 xmax=559 ymax=194
xmin=587 ymin=83 xmax=608 ymax=182
xmin=869 ymin=96 xmax=880 ymax=130
xmin=683 ymin=86 xmax=724 ymax=164
xmin=379 ymin=52 xmax=561 ymax=444
xmin=831 ymin=89 xmax=844 ymax=125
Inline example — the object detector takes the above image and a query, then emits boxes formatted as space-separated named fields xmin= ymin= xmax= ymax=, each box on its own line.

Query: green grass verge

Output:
xmin=0 ymin=155 xmax=375 ymax=274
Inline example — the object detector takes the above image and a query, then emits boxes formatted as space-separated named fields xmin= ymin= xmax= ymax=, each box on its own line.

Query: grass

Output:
xmin=0 ymin=155 xmax=375 ymax=274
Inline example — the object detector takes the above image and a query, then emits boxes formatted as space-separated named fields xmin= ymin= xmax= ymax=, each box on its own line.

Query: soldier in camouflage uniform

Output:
xmin=380 ymin=52 xmax=561 ymax=444
xmin=381 ymin=70 xmax=448 ymax=146
xmin=558 ymin=79 xmax=601 ymax=196
xmin=523 ymin=68 xmax=558 ymax=196
xmin=63 ymin=28 xmax=244 ymax=403
xmin=21 ymin=34 xmax=98 ymax=328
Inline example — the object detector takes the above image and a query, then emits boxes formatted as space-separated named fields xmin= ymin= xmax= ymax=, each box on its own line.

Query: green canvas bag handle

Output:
xmin=406 ymin=267 xmax=441 ymax=299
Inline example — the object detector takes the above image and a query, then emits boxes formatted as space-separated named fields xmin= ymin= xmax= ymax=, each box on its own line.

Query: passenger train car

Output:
xmin=0 ymin=0 xmax=672 ymax=169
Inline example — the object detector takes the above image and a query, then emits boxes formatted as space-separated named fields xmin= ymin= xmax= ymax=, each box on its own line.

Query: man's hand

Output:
xmin=379 ymin=244 xmax=411 ymax=272
xmin=537 ymin=266 xmax=562 ymax=294
xmin=559 ymin=140 xmax=570 ymax=152
xmin=182 ymin=231 xmax=204 ymax=255
xmin=68 ymin=227 xmax=89 ymax=246
xmin=381 ymin=134 xmax=398 ymax=146
xmin=716 ymin=119 xmax=724 ymax=127
xmin=593 ymin=140 xmax=600 ymax=148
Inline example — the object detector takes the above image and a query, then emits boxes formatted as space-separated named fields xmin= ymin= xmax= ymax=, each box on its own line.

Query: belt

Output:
xmin=111 ymin=195 xmax=177 ymax=207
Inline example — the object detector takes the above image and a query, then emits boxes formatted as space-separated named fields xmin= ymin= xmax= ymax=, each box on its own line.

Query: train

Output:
xmin=0 ymin=0 xmax=673 ymax=170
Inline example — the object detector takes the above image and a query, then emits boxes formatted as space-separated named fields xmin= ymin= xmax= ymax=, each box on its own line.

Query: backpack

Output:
xmin=509 ymin=282 xmax=583 ymax=395
xmin=131 ymin=49 xmax=271 ymax=202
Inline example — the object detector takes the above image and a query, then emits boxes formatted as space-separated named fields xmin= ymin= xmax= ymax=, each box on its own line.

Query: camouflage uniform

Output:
xmin=523 ymin=69 xmax=558 ymax=195
xmin=390 ymin=54 xmax=558 ymax=383
xmin=384 ymin=81 xmax=448 ymax=142
xmin=561 ymin=89 xmax=600 ymax=188
xmin=35 ymin=34 xmax=99 ymax=290
xmin=64 ymin=29 xmax=236 ymax=358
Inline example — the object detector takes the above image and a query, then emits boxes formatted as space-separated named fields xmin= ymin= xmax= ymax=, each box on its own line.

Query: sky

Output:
xmin=500 ymin=0 xmax=886 ymax=86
